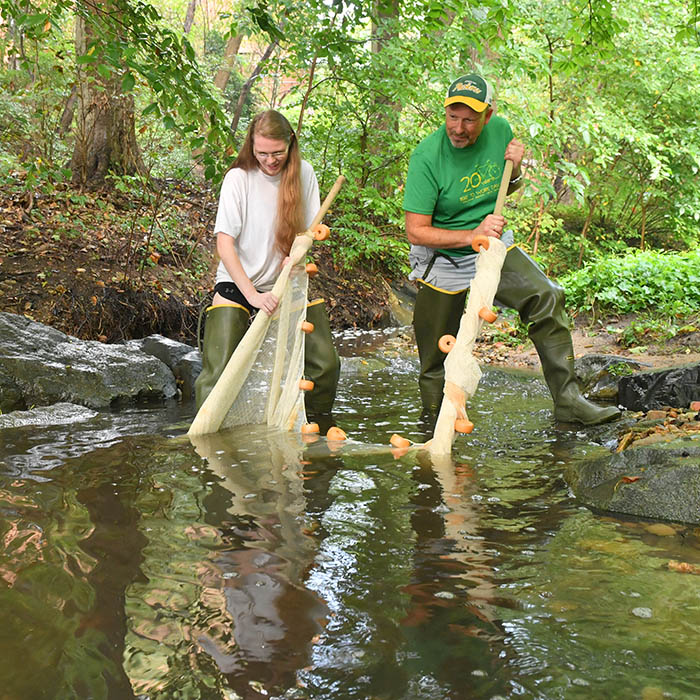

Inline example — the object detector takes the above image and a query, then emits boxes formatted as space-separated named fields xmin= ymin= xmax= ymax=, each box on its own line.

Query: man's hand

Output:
xmin=505 ymin=138 xmax=525 ymax=172
xmin=474 ymin=213 xmax=505 ymax=240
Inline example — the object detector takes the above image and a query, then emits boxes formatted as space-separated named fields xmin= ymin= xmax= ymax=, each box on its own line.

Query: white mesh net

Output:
xmin=219 ymin=264 xmax=309 ymax=432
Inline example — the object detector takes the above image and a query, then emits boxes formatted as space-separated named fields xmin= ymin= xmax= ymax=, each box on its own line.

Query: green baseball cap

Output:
xmin=444 ymin=74 xmax=493 ymax=112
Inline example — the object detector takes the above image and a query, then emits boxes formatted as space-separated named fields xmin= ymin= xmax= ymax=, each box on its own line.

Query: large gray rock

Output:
xmin=618 ymin=363 xmax=700 ymax=411
xmin=574 ymin=354 xmax=649 ymax=402
xmin=0 ymin=312 xmax=177 ymax=412
xmin=565 ymin=435 xmax=700 ymax=524
xmin=126 ymin=334 xmax=201 ymax=399
xmin=126 ymin=333 xmax=194 ymax=368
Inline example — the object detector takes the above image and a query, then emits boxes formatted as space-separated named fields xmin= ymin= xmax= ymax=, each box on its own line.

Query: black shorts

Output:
xmin=213 ymin=282 xmax=256 ymax=315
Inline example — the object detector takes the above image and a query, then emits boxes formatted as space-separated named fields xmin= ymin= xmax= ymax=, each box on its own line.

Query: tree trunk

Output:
xmin=577 ymin=199 xmax=596 ymax=268
xmin=59 ymin=83 xmax=78 ymax=136
xmin=369 ymin=0 xmax=401 ymax=195
xmin=295 ymin=55 xmax=318 ymax=138
xmin=183 ymin=0 xmax=197 ymax=34
xmin=213 ymin=33 xmax=244 ymax=92
xmin=229 ymin=40 xmax=278 ymax=139
xmin=70 ymin=4 xmax=144 ymax=188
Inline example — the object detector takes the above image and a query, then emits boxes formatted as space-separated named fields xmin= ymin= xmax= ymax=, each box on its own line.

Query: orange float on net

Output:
xmin=472 ymin=234 xmax=490 ymax=252
xmin=391 ymin=446 xmax=411 ymax=459
xmin=326 ymin=426 xmax=347 ymax=441
xmin=301 ymin=422 xmax=320 ymax=434
xmin=478 ymin=306 xmax=498 ymax=323
xmin=454 ymin=418 xmax=474 ymax=434
xmin=299 ymin=379 xmax=315 ymax=391
xmin=312 ymin=223 xmax=330 ymax=241
xmin=301 ymin=321 xmax=315 ymax=334
xmin=438 ymin=334 xmax=456 ymax=354
xmin=305 ymin=262 xmax=318 ymax=278
xmin=390 ymin=434 xmax=411 ymax=448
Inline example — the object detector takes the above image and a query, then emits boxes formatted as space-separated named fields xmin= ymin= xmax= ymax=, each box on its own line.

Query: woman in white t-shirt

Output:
xmin=195 ymin=110 xmax=340 ymax=433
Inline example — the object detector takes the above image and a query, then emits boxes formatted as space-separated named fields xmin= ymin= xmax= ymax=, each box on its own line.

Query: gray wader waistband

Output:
xmin=408 ymin=230 xmax=514 ymax=292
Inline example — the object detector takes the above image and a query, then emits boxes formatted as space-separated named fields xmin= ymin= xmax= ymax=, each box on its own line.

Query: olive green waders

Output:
xmin=413 ymin=283 xmax=468 ymax=418
xmin=194 ymin=299 xmax=341 ymax=433
xmin=413 ymin=247 xmax=620 ymax=426
xmin=495 ymin=247 xmax=619 ymax=424
xmin=195 ymin=304 xmax=250 ymax=410
xmin=303 ymin=299 xmax=341 ymax=434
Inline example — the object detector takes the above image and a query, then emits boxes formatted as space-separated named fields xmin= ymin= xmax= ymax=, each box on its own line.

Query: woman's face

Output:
xmin=253 ymin=134 xmax=290 ymax=176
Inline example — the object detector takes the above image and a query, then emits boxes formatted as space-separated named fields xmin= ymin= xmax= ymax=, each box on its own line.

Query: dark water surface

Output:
xmin=2 ymin=342 xmax=700 ymax=699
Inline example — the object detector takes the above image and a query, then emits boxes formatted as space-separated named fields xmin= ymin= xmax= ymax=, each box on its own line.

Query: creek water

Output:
xmin=1 ymin=331 xmax=700 ymax=700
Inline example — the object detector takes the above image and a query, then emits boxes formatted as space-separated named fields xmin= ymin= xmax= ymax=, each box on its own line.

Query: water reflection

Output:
xmin=124 ymin=429 xmax=327 ymax=699
xmin=1 ymin=355 xmax=700 ymax=699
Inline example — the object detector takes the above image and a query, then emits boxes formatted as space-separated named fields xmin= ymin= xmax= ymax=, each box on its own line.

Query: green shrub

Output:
xmin=326 ymin=179 xmax=409 ymax=277
xmin=559 ymin=248 xmax=700 ymax=316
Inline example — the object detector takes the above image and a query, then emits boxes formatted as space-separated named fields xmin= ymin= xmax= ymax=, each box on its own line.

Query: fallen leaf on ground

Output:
xmin=668 ymin=560 xmax=700 ymax=575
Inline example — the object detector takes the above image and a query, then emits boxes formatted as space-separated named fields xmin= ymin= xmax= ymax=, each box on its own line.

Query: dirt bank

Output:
xmin=2 ymin=179 xmax=698 ymax=371
xmin=0 ymin=180 xmax=393 ymax=343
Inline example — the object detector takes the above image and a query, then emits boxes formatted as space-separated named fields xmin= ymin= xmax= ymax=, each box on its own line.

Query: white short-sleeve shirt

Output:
xmin=214 ymin=160 xmax=320 ymax=292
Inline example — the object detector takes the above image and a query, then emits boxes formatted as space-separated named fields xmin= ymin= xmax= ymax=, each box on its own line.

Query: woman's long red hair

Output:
xmin=233 ymin=110 xmax=304 ymax=257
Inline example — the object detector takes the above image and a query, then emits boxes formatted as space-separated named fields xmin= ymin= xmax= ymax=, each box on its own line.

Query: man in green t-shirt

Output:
xmin=404 ymin=73 xmax=620 ymax=427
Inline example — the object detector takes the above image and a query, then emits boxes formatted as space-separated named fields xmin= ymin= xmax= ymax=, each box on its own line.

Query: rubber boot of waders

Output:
xmin=303 ymin=300 xmax=341 ymax=435
xmin=195 ymin=304 xmax=250 ymax=410
xmin=412 ymin=282 xmax=468 ymax=424
xmin=494 ymin=247 xmax=620 ymax=425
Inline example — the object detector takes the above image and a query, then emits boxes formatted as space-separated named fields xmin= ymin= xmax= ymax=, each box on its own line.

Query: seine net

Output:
xmin=219 ymin=264 xmax=309 ymax=432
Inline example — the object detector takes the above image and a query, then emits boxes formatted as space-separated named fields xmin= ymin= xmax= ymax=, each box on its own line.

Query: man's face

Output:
xmin=444 ymin=103 xmax=492 ymax=148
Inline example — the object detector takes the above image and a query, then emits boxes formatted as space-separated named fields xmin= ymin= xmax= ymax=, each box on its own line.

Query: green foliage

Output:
xmin=1 ymin=0 xmax=700 ymax=292
xmin=321 ymin=177 xmax=408 ymax=276
xmin=560 ymin=248 xmax=700 ymax=316
xmin=485 ymin=309 xmax=531 ymax=348
xmin=508 ymin=201 xmax=631 ymax=276
xmin=616 ymin=317 xmax=679 ymax=347
xmin=2 ymin=0 xmax=232 ymax=183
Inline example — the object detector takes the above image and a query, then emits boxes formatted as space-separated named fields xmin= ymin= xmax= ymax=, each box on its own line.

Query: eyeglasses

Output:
xmin=254 ymin=148 xmax=288 ymax=161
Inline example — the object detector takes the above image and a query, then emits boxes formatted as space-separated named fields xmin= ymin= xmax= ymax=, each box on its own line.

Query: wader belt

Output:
xmin=422 ymin=250 xmax=460 ymax=280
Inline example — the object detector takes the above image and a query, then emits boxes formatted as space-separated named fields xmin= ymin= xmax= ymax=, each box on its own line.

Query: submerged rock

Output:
xmin=565 ymin=434 xmax=700 ymax=524
xmin=0 ymin=402 xmax=98 ymax=429
xmin=0 ymin=311 xmax=177 ymax=412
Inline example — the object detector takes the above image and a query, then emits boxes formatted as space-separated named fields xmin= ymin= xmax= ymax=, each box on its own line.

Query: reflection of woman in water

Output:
xmin=195 ymin=109 xmax=341 ymax=434
xmin=187 ymin=431 xmax=328 ymax=696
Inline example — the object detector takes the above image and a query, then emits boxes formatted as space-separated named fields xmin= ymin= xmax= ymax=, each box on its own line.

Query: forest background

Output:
xmin=1 ymin=0 xmax=699 ymax=360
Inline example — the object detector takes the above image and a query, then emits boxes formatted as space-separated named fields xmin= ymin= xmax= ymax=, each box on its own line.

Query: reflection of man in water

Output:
xmin=398 ymin=453 xmax=508 ymax=696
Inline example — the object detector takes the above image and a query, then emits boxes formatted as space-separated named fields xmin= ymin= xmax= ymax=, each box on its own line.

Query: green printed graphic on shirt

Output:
xmin=403 ymin=116 xmax=513 ymax=256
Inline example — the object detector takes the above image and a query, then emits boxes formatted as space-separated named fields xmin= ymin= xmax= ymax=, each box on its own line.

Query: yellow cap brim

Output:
xmin=444 ymin=96 xmax=489 ymax=112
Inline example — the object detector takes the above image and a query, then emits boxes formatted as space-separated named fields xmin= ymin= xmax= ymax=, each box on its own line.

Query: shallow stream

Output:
xmin=1 ymin=333 xmax=699 ymax=699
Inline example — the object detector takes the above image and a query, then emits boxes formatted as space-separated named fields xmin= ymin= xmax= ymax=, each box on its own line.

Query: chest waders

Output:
xmin=494 ymin=246 xmax=619 ymax=425
xmin=413 ymin=247 xmax=620 ymax=427
xmin=413 ymin=271 xmax=468 ymax=419
xmin=194 ymin=299 xmax=340 ymax=433
xmin=195 ymin=304 xmax=250 ymax=410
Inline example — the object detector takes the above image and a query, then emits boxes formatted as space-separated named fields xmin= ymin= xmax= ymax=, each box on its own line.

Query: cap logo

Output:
xmin=454 ymin=82 xmax=481 ymax=94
